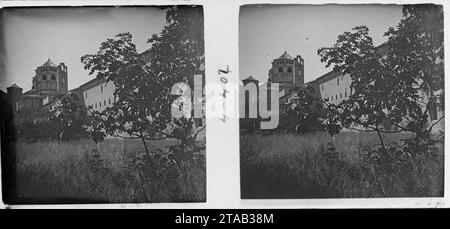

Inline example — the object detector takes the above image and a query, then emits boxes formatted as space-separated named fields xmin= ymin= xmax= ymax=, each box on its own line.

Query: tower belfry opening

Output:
xmin=268 ymin=51 xmax=304 ymax=92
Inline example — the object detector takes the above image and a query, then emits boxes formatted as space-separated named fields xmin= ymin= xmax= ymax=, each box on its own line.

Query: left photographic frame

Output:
xmin=0 ymin=5 xmax=206 ymax=204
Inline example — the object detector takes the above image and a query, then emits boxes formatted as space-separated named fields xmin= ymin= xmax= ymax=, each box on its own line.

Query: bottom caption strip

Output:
xmin=175 ymin=213 xmax=274 ymax=226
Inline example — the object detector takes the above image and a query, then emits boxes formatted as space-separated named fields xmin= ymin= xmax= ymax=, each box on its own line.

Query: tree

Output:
xmin=49 ymin=94 xmax=89 ymax=141
xmin=81 ymin=6 xmax=205 ymax=156
xmin=318 ymin=5 xmax=444 ymax=152
xmin=281 ymin=84 xmax=340 ymax=135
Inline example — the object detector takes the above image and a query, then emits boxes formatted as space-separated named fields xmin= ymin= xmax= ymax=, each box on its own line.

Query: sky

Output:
xmin=239 ymin=4 xmax=404 ymax=83
xmin=0 ymin=7 xmax=167 ymax=92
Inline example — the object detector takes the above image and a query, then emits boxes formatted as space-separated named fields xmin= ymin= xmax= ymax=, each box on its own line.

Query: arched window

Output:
xmin=51 ymin=75 xmax=56 ymax=80
xmin=278 ymin=67 xmax=283 ymax=73
xmin=42 ymin=75 xmax=47 ymax=80
xmin=287 ymin=67 xmax=292 ymax=73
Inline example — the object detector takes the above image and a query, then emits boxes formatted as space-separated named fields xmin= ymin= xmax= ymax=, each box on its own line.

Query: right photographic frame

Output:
xmin=239 ymin=4 xmax=444 ymax=199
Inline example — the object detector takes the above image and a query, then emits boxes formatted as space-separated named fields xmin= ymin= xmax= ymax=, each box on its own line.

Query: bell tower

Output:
xmin=57 ymin=62 xmax=68 ymax=92
xmin=31 ymin=59 xmax=68 ymax=100
xmin=268 ymin=51 xmax=304 ymax=92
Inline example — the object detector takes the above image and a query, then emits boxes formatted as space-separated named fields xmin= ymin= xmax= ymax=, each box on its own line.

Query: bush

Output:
xmin=11 ymin=139 xmax=206 ymax=203
xmin=85 ymin=146 xmax=206 ymax=202
xmin=240 ymin=133 xmax=443 ymax=198
xmin=17 ymin=122 xmax=57 ymax=142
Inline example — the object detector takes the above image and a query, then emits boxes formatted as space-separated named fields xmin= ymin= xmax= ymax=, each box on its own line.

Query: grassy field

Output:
xmin=13 ymin=136 xmax=206 ymax=203
xmin=240 ymin=131 xmax=444 ymax=198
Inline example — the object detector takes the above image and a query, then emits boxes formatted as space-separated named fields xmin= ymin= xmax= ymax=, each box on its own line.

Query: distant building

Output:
xmin=312 ymin=71 xmax=352 ymax=105
xmin=308 ymin=43 xmax=390 ymax=105
xmin=241 ymin=45 xmax=443 ymax=131
xmin=77 ymin=48 xmax=154 ymax=113
xmin=78 ymin=77 xmax=116 ymax=112
xmin=6 ymin=59 xmax=69 ymax=120
xmin=268 ymin=51 xmax=304 ymax=93
xmin=5 ymin=48 xmax=204 ymax=130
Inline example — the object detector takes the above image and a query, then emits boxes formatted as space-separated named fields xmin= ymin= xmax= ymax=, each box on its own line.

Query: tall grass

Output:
xmin=240 ymin=131 xmax=443 ymax=198
xmin=13 ymin=138 xmax=206 ymax=203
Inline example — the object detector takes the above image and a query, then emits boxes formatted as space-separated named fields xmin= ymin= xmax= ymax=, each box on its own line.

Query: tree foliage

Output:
xmin=81 ymin=6 xmax=205 ymax=155
xmin=317 ymin=5 xmax=444 ymax=151
xmin=49 ymin=94 xmax=89 ymax=141
xmin=280 ymin=84 xmax=341 ymax=135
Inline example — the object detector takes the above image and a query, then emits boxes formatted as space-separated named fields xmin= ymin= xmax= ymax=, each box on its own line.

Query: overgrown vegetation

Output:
xmin=241 ymin=5 xmax=444 ymax=199
xmin=7 ymin=6 xmax=206 ymax=203
xmin=241 ymin=132 xmax=443 ymax=198
xmin=81 ymin=6 xmax=205 ymax=154
xmin=14 ymin=138 xmax=205 ymax=203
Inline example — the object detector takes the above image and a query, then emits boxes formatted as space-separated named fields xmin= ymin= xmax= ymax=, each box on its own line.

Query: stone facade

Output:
xmin=4 ymin=48 xmax=205 ymax=130
xmin=6 ymin=59 xmax=68 ymax=115
xmin=79 ymin=78 xmax=116 ymax=112
xmin=313 ymin=71 xmax=352 ymax=105
xmin=241 ymin=46 xmax=443 ymax=131
xmin=268 ymin=51 xmax=304 ymax=92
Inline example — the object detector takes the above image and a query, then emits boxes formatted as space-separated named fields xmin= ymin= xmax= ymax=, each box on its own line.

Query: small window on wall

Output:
xmin=101 ymin=85 xmax=103 ymax=93
xmin=321 ymin=85 xmax=324 ymax=91
xmin=278 ymin=67 xmax=283 ymax=73
xmin=42 ymin=75 xmax=47 ymax=80
xmin=109 ymin=98 xmax=111 ymax=104
xmin=51 ymin=75 xmax=56 ymax=80
xmin=287 ymin=67 xmax=292 ymax=73
xmin=340 ymin=93 xmax=342 ymax=99
xmin=104 ymin=100 xmax=106 ymax=106
xmin=95 ymin=103 xmax=97 ymax=108
xmin=337 ymin=78 xmax=340 ymax=86
xmin=345 ymin=91 xmax=347 ymax=97
xmin=85 ymin=92 xmax=88 ymax=99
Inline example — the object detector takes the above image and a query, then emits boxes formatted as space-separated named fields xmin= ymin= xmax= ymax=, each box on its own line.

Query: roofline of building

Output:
xmin=77 ymin=48 xmax=152 ymax=92
xmin=309 ymin=41 xmax=389 ymax=85
xmin=77 ymin=76 xmax=106 ymax=91
xmin=243 ymin=76 xmax=258 ymax=82
xmin=7 ymin=83 xmax=22 ymax=89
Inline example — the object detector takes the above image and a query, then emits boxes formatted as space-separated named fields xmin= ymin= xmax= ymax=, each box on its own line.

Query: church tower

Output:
xmin=30 ymin=59 xmax=68 ymax=100
xmin=6 ymin=84 xmax=23 ymax=112
xmin=268 ymin=51 xmax=304 ymax=92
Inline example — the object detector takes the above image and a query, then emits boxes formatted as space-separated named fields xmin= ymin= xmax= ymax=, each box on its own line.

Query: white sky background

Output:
xmin=239 ymin=4 xmax=404 ymax=83
xmin=0 ymin=7 xmax=167 ymax=92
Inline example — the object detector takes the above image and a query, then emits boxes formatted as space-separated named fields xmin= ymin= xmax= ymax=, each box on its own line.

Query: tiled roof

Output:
xmin=41 ymin=58 xmax=57 ymax=67
xmin=278 ymin=51 xmax=293 ymax=60
xmin=7 ymin=83 xmax=21 ymax=89
xmin=243 ymin=76 xmax=258 ymax=82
